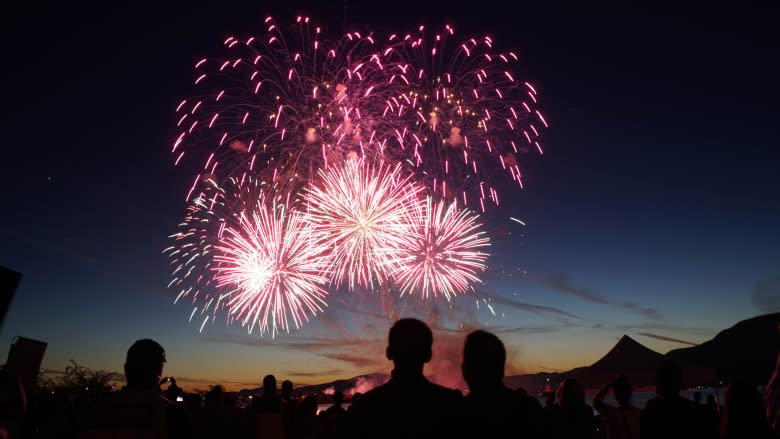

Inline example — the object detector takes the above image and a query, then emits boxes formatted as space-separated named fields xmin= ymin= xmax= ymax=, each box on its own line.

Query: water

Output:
xmin=314 ymin=389 xmax=722 ymax=414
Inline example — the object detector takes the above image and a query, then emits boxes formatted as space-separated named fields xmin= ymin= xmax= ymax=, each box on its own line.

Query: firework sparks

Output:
xmin=366 ymin=25 xmax=548 ymax=211
xmin=303 ymin=158 xmax=423 ymax=291
xmin=165 ymin=177 xmax=328 ymax=336
xmin=166 ymin=17 xmax=548 ymax=334
xmin=212 ymin=197 xmax=330 ymax=337
xmin=393 ymin=197 xmax=490 ymax=300
xmin=171 ymin=17 xmax=395 ymax=198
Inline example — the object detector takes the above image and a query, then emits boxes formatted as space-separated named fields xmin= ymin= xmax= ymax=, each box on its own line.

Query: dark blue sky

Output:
xmin=1 ymin=1 xmax=778 ymax=388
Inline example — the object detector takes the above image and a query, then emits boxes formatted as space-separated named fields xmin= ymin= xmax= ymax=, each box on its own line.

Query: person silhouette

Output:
xmin=281 ymin=379 xmax=297 ymax=409
xmin=0 ymin=369 xmax=26 ymax=439
xmin=460 ymin=329 xmax=544 ymax=438
xmin=348 ymin=392 xmax=362 ymax=410
xmin=87 ymin=339 xmax=191 ymax=438
xmin=246 ymin=374 xmax=286 ymax=439
xmin=592 ymin=374 xmax=641 ymax=439
xmin=163 ymin=377 xmax=183 ymax=402
xmin=545 ymin=377 xmax=597 ymax=439
xmin=343 ymin=318 xmax=462 ymax=439
xmin=280 ymin=379 xmax=298 ymax=436
xmin=765 ymin=344 xmax=780 ymax=434
xmin=319 ymin=390 xmax=347 ymax=439
xmin=640 ymin=360 xmax=707 ymax=439
xmin=720 ymin=378 xmax=772 ymax=439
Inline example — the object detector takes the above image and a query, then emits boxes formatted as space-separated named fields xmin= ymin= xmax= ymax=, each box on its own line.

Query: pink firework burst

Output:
xmin=394 ymin=197 xmax=490 ymax=300
xmin=303 ymin=158 xmax=423 ymax=291
xmin=364 ymin=24 xmax=548 ymax=211
xmin=171 ymin=16 xmax=395 ymax=200
xmin=211 ymin=196 xmax=330 ymax=337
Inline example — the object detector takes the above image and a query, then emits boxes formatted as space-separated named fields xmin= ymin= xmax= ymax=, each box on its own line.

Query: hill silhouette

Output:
xmin=504 ymin=335 xmax=715 ymax=392
xmin=574 ymin=335 xmax=715 ymax=389
xmin=667 ymin=312 xmax=780 ymax=385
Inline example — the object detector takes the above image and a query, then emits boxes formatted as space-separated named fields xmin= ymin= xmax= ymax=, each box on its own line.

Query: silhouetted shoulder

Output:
xmin=344 ymin=378 xmax=462 ymax=439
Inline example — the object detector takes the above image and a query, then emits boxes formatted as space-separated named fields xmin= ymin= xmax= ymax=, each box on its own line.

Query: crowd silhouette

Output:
xmin=1 ymin=317 xmax=779 ymax=438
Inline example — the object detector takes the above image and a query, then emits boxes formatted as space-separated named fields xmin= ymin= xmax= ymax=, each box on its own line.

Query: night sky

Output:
xmin=1 ymin=1 xmax=778 ymax=391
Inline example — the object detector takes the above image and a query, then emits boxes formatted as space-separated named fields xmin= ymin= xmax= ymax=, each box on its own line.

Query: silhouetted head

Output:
xmin=263 ymin=374 xmax=277 ymax=395
xmin=299 ymin=394 xmax=318 ymax=416
xmin=386 ymin=318 xmax=433 ymax=369
xmin=655 ymin=360 xmax=682 ymax=397
xmin=124 ymin=339 xmax=166 ymax=389
xmin=205 ymin=385 xmax=225 ymax=407
xmin=281 ymin=379 xmax=293 ymax=396
xmin=169 ymin=377 xmax=177 ymax=385
xmin=332 ymin=390 xmax=344 ymax=405
xmin=557 ymin=378 xmax=585 ymax=409
xmin=693 ymin=390 xmax=702 ymax=404
xmin=462 ymin=330 xmax=506 ymax=390
xmin=611 ymin=374 xmax=633 ymax=404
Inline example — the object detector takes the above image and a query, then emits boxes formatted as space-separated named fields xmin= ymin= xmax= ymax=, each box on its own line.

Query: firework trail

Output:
xmin=171 ymin=16 xmax=397 ymax=200
xmin=303 ymin=158 xmax=423 ymax=291
xmin=365 ymin=24 xmax=548 ymax=211
xmin=393 ymin=197 xmax=490 ymax=300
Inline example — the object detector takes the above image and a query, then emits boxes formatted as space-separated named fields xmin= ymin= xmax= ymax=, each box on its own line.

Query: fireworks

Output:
xmin=359 ymin=25 xmax=548 ymax=211
xmin=212 ymin=197 xmax=329 ymax=337
xmin=165 ymin=16 xmax=547 ymax=335
xmin=171 ymin=16 xmax=393 ymax=199
xmin=393 ymin=197 xmax=490 ymax=300
xmin=303 ymin=158 xmax=422 ymax=291
xmin=165 ymin=177 xmax=330 ymax=337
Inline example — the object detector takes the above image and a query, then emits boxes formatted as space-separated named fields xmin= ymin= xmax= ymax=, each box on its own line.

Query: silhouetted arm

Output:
xmin=592 ymin=379 xmax=611 ymax=412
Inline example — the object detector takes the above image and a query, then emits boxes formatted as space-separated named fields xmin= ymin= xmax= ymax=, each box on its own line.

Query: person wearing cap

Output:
xmin=85 ymin=339 xmax=191 ymax=438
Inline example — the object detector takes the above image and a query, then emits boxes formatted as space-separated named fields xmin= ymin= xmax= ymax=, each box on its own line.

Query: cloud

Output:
xmin=540 ymin=274 xmax=663 ymax=320
xmin=200 ymin=334 xmax=285 ymax=348
xmin=614 ymin=323 xmax=713 ymax=335
xmin=636 ymin=332 xmax=697 ymax=346
xmin=753 ymin=276 xmax=780 ymax=314
xmin=285 ymin=369 xmax=345 ymax=378
xmin=493 ymin=325 xmax=574 ymax=335
xmin=319 ymin=352 xmax=387 ymax=370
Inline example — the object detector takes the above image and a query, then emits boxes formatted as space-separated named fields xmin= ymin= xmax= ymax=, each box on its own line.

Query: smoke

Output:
xmin=427 ymin=326 xmax=469 ymax=392
xmin=228 ymin=139 xmax=249 ymax=152
xmin=447 ymin=127 xmax=463 ymax=146
xmin=753 ymin=276 xmax=780 ymax=314
xmin=346 ymin=375 xmax=388 ymax=396
xmin=305 ymin=128 xmax=318 ymax=144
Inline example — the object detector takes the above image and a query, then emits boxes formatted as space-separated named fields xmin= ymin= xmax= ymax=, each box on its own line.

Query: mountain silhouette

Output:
xmin=667 ymin=312 xmax=780 ymax=385
xmin=504 ymin=335 xmax=715 ymax=392
xmin=573 ymin=335 xmax=715 ymax=389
